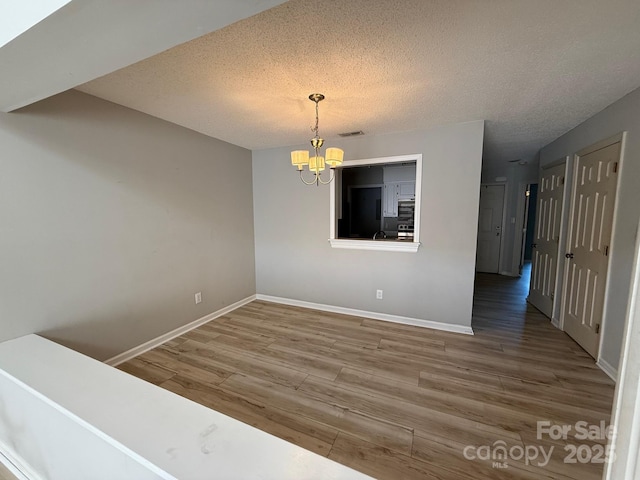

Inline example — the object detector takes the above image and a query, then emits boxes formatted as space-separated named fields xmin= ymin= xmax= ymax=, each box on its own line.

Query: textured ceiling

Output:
xmin=77 ymin=0 xmax=640 ymax=166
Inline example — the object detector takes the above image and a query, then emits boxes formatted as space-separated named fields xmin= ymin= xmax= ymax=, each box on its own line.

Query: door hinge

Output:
xmin=604 ymin=245 xmax=609 ymax=256
xmin=613 ymin=162 xmax=618 ymax=173
xmin=595 ymin=324 xmax=601 ymax=334
xmin=561 ymin=177 xmax=565 ymax=185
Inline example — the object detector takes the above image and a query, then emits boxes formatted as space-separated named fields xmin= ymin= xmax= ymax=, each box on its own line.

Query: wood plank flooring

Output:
xmin=0 ymin=461 xmax=18 ymax=480
xmin=119 ymin=270 xmax=615 ymax=479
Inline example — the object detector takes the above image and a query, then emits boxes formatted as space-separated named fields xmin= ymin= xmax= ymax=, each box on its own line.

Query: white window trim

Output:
xmin=329 ymin=154 xmax=422 ymax=253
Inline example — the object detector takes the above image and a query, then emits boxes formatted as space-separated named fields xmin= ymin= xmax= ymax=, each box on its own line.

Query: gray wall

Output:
xmin=252 ymin=121 xmax=484 ymax=328
xmin=0 ymin=90 xmax=256 ymax=360
xmin=539 ymin=86 xmax=640 ymax=371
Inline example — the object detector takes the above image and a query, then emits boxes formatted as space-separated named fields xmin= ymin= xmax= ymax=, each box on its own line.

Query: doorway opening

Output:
xmin=519 ymin=183 xmax=538 ymax=276
xmin=348 ymin=185 xmax=383 ymax=239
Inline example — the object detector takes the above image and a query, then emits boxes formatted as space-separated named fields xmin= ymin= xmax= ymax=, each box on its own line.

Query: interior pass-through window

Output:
xmin=329 ymin=154 xmax=422 ymax=253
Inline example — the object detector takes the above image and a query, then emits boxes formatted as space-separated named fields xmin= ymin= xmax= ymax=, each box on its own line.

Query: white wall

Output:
xmin=605 ymin=221 xmax=640 ymax=479
xmin=0 ymin=90 xmax=256 ymax=360
xmin=0 ymin=0 xmax=70 ymax=47
xmin=539 ymin=86 xmax=640 ymax=372
xmin=252 ymin=121 xmax=484 ymax=329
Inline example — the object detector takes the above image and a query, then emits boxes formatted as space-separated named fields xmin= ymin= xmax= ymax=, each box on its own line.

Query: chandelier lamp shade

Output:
xmin=291 ymin=93 xmax=344 ymax=185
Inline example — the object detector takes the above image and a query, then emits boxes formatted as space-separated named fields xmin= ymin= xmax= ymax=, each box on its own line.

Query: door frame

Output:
xmin=519 ymin=183 xmax=533 ymax=272
xmin=549 ymin=158 xmax=571 ymax=327
xmin=477 ymin=183 xmax=507 ymax=273
xmin=512 ymin=181 xmax=530 ymax=276
xmin=513 ymin=182 xmax=540 ymax=275
xmin=559 ymin=133 xmax=625 ymax=361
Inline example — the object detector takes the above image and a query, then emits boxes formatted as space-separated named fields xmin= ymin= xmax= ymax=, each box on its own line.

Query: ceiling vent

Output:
xmin=338 ymin=130 xmax=364 ymax=137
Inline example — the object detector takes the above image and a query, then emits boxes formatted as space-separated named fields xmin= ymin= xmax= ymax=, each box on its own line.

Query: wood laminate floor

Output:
xmin=0 ymin=461 xmax=19 ymax=480
xmin=120 ymin=269 xmax=615 ymax=479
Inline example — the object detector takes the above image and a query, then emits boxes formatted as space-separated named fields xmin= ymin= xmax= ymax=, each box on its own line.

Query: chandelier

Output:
xmin=291 ymin=93 xmax=344 ymax=185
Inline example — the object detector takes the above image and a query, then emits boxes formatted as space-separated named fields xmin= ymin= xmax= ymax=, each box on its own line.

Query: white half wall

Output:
xmin=539 ymin=86 xmax=640 ymax=372
xmin=0 ymin=368 xmax=168 ymax=480
xmin=0 ymin=335 xmax=371 ymax=480
xmin=252 ymin=121 xmax=484 ymax=330
xmin=0 ymin=90 xmax=256 ymax=361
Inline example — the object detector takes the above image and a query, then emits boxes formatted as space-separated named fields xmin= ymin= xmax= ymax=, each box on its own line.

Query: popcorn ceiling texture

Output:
xmin=77 ymin=0 xmax=640 ymax=165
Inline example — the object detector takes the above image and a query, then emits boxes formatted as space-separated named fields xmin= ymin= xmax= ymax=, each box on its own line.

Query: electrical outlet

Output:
xmin=376 ymin=289 xmax=383 ymax=300
xmin=195 ymin=292 xmax=202 ymax=304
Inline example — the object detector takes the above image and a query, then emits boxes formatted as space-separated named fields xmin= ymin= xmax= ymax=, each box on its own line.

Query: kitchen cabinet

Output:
xmin=383 ymin=181 xmax=415 ymax=217
xmin=398 ymin=182 xmax=415 ymax=199
xmin=384 ymin=183 xmax=398 ymax=217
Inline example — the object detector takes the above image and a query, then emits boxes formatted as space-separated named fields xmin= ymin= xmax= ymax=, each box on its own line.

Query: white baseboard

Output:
xmin=0 ymin=441 xmax=38 ymax=480
xmin=255 ymin=294 xmax=474 ymax=335
xmin=104 ymin=295 xmax=256 ymax=366
xmin=596 ymin=358 xmax=618 ymax=382
xmin=105 ymin=292 xmax=473 ymax=367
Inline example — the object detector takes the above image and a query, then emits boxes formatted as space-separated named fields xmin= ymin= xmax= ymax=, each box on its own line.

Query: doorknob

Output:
xmin=531 ymin=243 xmax=537 ymax=248
xmin=565 ymin=253 xmax=574 ymax=259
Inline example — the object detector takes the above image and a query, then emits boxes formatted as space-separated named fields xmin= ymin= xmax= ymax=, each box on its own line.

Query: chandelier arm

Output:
xmin=299 ymin=169 xmax=321 ymax=185
xmin=317 ymin=169 xmax=335 ymax=185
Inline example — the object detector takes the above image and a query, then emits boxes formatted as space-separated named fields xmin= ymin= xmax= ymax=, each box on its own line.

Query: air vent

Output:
xmin=338 ymin=130 xmax=364 ymax=137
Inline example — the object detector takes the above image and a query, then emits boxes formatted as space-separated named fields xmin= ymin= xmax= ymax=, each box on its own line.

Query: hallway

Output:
xmin=469 ymin=267 xmax=615 ymax=477
xmin=472 ymin=262 xmax=537 ymax=336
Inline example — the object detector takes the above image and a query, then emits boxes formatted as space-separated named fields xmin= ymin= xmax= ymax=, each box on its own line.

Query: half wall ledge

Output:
xmin=0 ymin=334 xmax=371 ymax=480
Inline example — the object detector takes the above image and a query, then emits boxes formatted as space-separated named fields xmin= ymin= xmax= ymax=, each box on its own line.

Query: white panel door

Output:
xmin=563 ymin=141 xmax=620 ymax=358
xmin=476 ymin=185 xmax=504 ymax=273
xmin=528 ymin=163 xmax=565 ymax=318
